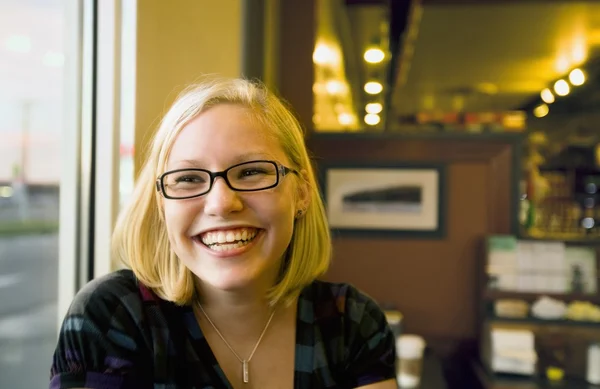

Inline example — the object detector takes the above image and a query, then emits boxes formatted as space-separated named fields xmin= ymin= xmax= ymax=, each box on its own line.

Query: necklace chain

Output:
xmin=197 ymin=302 xmax=276 ymax=384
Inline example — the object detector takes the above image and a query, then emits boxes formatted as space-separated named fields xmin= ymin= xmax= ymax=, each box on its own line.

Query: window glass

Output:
xmin=0 ymin=1 xmax=71 ymax=387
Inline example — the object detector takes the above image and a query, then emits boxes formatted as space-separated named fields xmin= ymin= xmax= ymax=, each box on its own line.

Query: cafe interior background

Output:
xmin=1 ymin=0 xmax=600 ymax=388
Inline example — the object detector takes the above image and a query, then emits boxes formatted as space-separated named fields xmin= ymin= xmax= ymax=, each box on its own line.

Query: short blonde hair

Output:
xmin=111 ymin=77 xmax=331 ymax=306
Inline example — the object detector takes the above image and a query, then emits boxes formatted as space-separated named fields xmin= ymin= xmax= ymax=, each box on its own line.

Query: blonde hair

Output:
xmin=111 ymin=77 xmax=331 ymax=306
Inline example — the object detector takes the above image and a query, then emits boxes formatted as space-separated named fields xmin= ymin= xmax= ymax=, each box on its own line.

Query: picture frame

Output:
xmin=320 ymin=162 xmax=447 ymax=238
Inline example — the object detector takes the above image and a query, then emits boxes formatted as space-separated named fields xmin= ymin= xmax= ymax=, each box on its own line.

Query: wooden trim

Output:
xmin=278 ymin=0 xmax=315 ymax=130
xmin=309 ymin=136 xmax=521 ymax=163
xmin=487 ymin=145 xmax=513 ymax=234
xmin=308 ymin=135 xmax=522 ymax=235
xmin=241 ymin=0 xmax=265 ymax=80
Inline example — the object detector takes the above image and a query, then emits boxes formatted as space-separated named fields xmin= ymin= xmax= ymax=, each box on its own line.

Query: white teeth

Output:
xmin=211 ymin=241 xmax=247 ymax=252
xmin=226 ymin=231 xmax=235 ymax=242
xmin=200 ymin=228 xmax=258 ymax=247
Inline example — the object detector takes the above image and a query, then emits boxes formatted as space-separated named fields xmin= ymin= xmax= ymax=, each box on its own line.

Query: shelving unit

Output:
xmin=485 ymin=313 xmax=600 ymax=329
xmin=484 ymin=290 xmax=600 ymax=305
xmin=475 ymin=236 xmax=600 ymax=387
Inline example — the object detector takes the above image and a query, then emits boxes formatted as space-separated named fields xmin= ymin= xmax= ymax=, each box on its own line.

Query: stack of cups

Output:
xmin=588 ymin=342 xmax=600 ymax=385
xmin=396 ymin=334 xmax=426 ymax=388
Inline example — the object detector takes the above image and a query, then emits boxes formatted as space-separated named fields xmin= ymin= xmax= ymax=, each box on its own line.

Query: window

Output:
xmin=0 ymin=1 xmax=82 ymax=387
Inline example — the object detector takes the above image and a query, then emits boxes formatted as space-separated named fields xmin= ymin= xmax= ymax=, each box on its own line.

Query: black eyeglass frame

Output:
xmin=155 ymin=159 xmax=298 ymax=200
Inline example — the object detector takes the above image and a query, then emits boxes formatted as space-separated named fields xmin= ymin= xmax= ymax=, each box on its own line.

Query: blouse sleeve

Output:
xmin=49 ymin=272 xmax=151 ymax=389
xmin=343 ymin=286 xmax=397 ymax=387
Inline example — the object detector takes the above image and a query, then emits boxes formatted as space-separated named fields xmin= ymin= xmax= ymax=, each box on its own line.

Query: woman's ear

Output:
xmin=295 ymin=169 xmax=312 ymax=215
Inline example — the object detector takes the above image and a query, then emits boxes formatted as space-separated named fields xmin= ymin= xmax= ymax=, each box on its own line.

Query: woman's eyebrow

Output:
xmin=169 ymin=153 xmax=276 ymax=169
xmin=230 ymin=152 xmax=275 ymax=163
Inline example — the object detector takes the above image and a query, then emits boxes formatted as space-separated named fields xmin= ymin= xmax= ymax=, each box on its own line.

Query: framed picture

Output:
xmin=320 ymin=162 xmax=446 ymax=238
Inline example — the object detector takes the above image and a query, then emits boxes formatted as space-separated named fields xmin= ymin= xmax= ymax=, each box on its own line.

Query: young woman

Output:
xmin=50 ymin=78 xmax=397 ymax=388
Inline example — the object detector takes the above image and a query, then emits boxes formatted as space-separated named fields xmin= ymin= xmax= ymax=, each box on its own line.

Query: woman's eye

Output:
xmin=176 ymin=175 xmax=205 ymax=183
xmin=241 ymin=169 xmax=266 ymax=176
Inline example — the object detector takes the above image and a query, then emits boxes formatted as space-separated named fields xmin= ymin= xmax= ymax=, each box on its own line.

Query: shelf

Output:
xmin=486 ymin=313 xmax=600 ymax=328
xmin=516 ymin=235 xmax=600 ymax=245
xmin=484 ymin=290 xmax=600 ymax=304
xmin=472 ymin=360 xmax=600 ymax=389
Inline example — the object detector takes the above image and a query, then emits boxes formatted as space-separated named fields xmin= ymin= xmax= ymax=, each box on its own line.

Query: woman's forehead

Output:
xmin=166 ymin=106 xmax=289 ymax=169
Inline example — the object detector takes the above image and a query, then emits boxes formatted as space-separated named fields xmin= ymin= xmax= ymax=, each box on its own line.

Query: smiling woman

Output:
xmin=49 ymin=77 xmax=397 ymax=389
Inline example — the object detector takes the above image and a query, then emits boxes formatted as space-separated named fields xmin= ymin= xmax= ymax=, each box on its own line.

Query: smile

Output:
xmin=198 ymin=227 xmax=259 ymax=252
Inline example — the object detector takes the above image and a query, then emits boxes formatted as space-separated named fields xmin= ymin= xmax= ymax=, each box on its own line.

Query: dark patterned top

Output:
xmin=50 ymin=269 xmax=396 ymax=388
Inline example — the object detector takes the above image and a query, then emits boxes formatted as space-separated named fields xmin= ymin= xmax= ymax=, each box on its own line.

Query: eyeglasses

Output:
xmin=156 ymin=160 xmax=298 ymax=200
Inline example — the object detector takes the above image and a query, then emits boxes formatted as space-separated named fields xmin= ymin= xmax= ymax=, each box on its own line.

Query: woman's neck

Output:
xmin=194 ymin=280 xmax=277 ymax=336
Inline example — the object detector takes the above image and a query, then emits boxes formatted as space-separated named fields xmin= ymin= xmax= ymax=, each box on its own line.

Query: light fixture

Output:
xmin=553 ymin=79 xmax=570 ymax=96
xmin=364 ymin=48 xmax=385 ymax=64
xmin=571 ymin=36 xmax=587 ymax=64
xmin=364 ymin=81 xmax=383 ymax=95
xmin=540 ymin=88 xmax=555 ymax=104
xmin=313 ymin=42 xmax=336 ymax=65
xmin=325 ymin=80 xmax=345 ymax=95
xmin=533 ymin=103 xmax=549 ymax=118
xmin=338 ymin=113 xmax=354 ymax=126
xmin=555 ymin=55 xmax=570 ymax=73
xmin=364 ymin=113 xmax=381 ymax=125
xmin=365 ymin=103 xmax=383 ymax=114
xmin=569 ymin=68 xmax=585 ymax=86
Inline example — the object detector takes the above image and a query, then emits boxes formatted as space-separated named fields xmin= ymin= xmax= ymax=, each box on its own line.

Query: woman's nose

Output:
xmin=203 ymin=177 xmax=243 ymax=216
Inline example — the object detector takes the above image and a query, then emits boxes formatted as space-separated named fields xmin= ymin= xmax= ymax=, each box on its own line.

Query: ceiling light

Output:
xmin=476 ymin=82 xmax=498 ymax=95
xmin=533 ymin=104 xmax=549 ymax=118
xmin=312 ymin=83 xmax=325 ymax=94
xmin=364 ymin=48 xmax=385 ymax=64
xmin=364 ymin=113 xmax=381 ymax=125
xmin=365 ymin=103 xmax=383 ymax=114
xmin=364 ymin=81 xmax=383 ymax=95
xmin=422 ymin=95 xmax=435 ymax=110
xmin=555 ymin=55 xmax=570 ymax=73
xmin=569 ymin=68 xmax=585 ymax=86
xmin=540 ymin=88 xmax=555 ymax=104
xmin=313 ymin=42 xmax=336 ymax=65
xmin=571 ymin=36 xmax=587 ymax=64
xmin=325 ymin=80 xmax=346 ymax=95
xmin=553 ymin=79 xmax=570 ymax=96
xmin=5 ymin=34 xmax=31 ymax=53
xmin=338 ymin=113 xmax=355 ymax=126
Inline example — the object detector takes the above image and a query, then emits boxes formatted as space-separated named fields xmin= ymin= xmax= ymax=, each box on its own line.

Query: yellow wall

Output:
xmin=133 ymin=0 xmax=243 ymax=176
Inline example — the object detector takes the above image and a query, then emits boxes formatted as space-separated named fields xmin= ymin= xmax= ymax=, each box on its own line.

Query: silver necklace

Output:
xmin=197 ymin=302 xmax=276 ymax=384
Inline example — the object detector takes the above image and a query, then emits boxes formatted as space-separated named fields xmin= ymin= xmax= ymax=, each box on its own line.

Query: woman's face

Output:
xmin=162 ymin=103 xmax=304 ymax=293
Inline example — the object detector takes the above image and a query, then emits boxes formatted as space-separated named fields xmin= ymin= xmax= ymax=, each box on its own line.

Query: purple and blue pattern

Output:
xmin=50 ymin=270 xmax=396 ymax=388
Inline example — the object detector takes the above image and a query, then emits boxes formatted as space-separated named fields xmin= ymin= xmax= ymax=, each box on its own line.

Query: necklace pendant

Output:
xmin=242 ymin=360 xmax=249 ymax=383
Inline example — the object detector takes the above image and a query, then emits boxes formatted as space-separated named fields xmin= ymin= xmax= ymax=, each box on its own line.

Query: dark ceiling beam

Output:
xmin=345 ymin=0 xmax=386 ymax=5
xmin=384 ymin=0 xmax=416 ymax=130
xmin=421 ymin=0 xmax=591 ymax=4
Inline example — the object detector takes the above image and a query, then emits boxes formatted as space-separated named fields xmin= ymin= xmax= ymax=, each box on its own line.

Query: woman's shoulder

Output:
xmin=65 ymin=269 xmax=149 ymax=324
xmin=66 ymin=269 xmax=142 ymax=316
xmin=301 ymin=280 xmax=386 ymax=326
xmin=304 ymin=280 xmax=380 ymax=310
xmin=51 ymin=270 xmax=159 ymax=386
xmin=299 ymin=280 xmax=396 ymax=386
